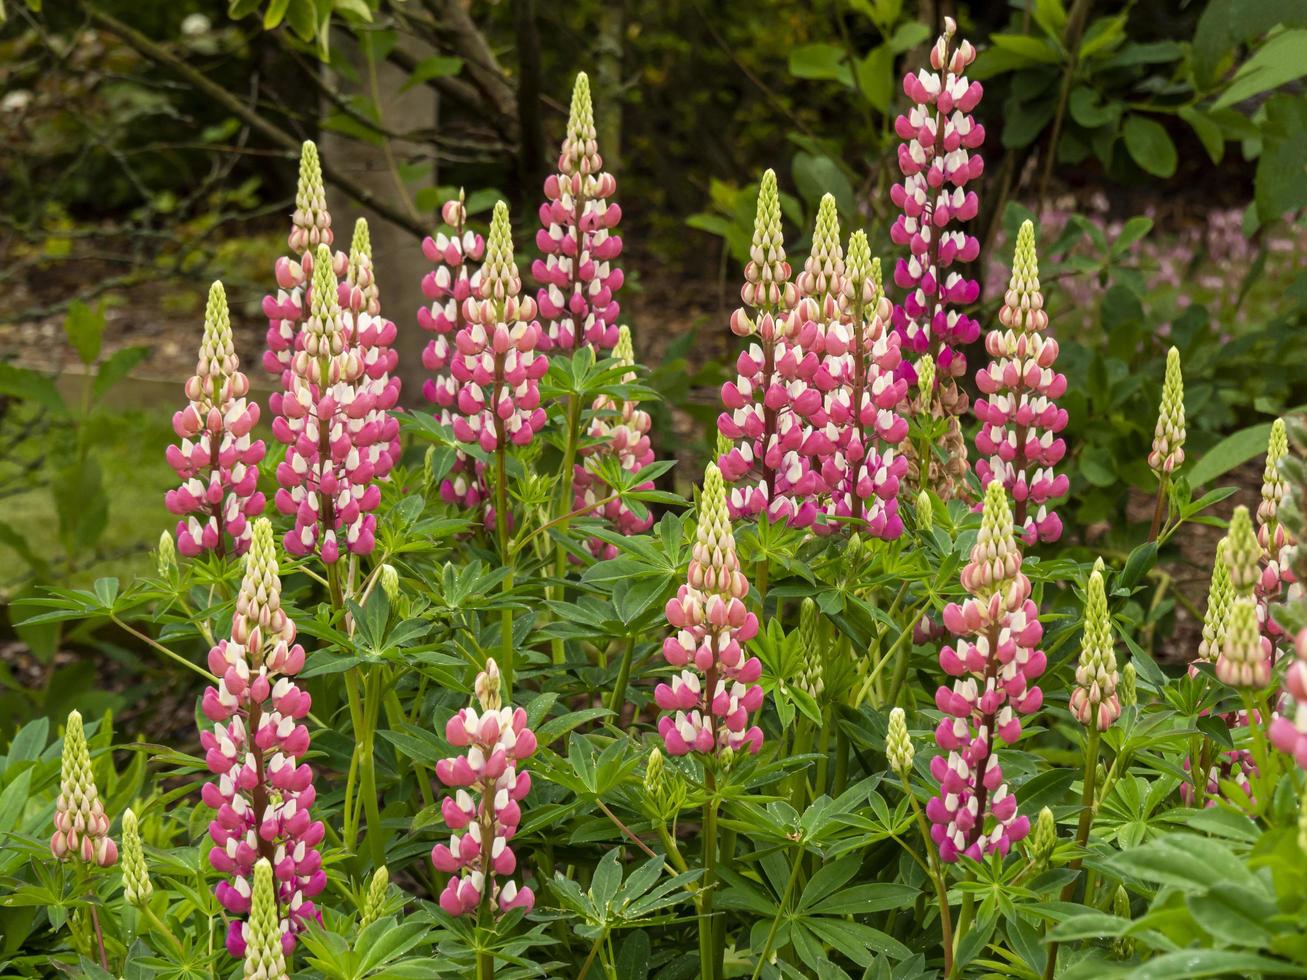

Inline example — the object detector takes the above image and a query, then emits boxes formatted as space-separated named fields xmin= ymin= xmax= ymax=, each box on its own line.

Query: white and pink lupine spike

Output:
xmin=271 ymin=244 xmax=380 ymax=563
xmin=816 ymin=232 xmax=909 ymax=537
xmin=1069 ymin=563 xmax=1120 ymax=731
xmin=338 ymin=217 xmax=402 ymax=481
xmin=197 ymin=519 xmax=325 ymax=960
xmin=166 ymin=281 xmax=266 ymax=557
xmin=262 ymin=141 xmax=333 ymax=382
xmin=1149 ymin=347 xmax=1185 ymax=478
xmin=974 ymin=221 xmax=1069 ymax=544
xmin=1271 ymin=627 xmax=1307 ymax=769
xmin=889 ymin=17 xmax=984 ymax=387
xmin=1257 ymin=419 xmax=1297 ymax=634
xmin=656 ymin=463 xmax=765 ymax=756
xmin=532 ymin=72 xmax=623 ymax=352
xmin=927 ymin=481 xmax=1046 ymax=863
xmin=418 ymin=191 xmax=489 ymax=510
xmin=432 ymin=659 xmax=537 ymax=918
xmin=574 ymin=325 xmax=655 ymax=557
xmin=450 ymin=201 xmax=549 ymax=454
xmin=716 ymin=169 xmax=820 ymax=526
xmin=50 ymin=710 xmax=118 ymax=868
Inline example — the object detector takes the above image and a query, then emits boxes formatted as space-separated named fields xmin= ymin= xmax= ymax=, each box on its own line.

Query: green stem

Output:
xmin=550 ymin=393 xmax=583 ymax=665
xmin=144 ymin=904 xmax=186 ymax=958
xmin=1147 ymin=478 xmax=1167 ymax=543
xmin=359 ymin=667 xmax=385 ymax=865
xmin=1046 ymin=727 xmax=1101 ymax=980
xmin=578 ymin=931 xmax=605 ymax=980
xmin=750 ymin=845 xmax=804 ymax=980
xmin=699 ymin=770 xmax=720 ymax=980
xmin=814 ymin=714 xmax=831 ymax=801
xmin=1240 ymin=690 xmax=1276 ymax=813
xmin=608 ymin=636 xmax=637 ymax=721
xmin=494 ymin=442 xmax=515 ymax=696
xmin=901 ymin=774 xmax=953 ymax=977
xmin=951 ymin=883 xmax=975 ymax=978
xmin=342 ymin=669 xmax=366 ymax=852
xmin=111 ymin=616 xmax=216 ymax=684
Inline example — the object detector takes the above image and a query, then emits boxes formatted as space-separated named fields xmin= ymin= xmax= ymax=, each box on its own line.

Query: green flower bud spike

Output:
xmin=1224 ymin=506 xmax=1261 ymax=598
xmin=1216 ymin=595 xmax=1269 ymax=689
xmin=796 ymin=598 xmax=825 ymax=699
xmin=51 ymin=710 xmax=117 ymax=867
xmin=798 ymin=193 xmax=844 ymax=303
xmin=359 ymin=866 xmax=389 ymax=930
xmin=157 ymin=530 xmax=177 ymax=578
xmin=916 ymin=353 xmax=936 ymax=411
xmin=1198 ymin=539 xmax=1233 ymax=663
xmin=289 ymin=141 xmax=331 ymax=254
xmin=1070 ymin=563 xmax=1120 ymax=731
xmin=886 ymin=707 xmax=914 ymax=776
xmin=739 ymin=169 xmax=795 ymax=314
xmin=121 ymin=809 xmax=152 ymax=908
xmin=379 ymin=563 xmax=400 ymax=605
xmin=1120 ymin=661 xmax=1137 ymax=708
xmin=244 ymin=859 xmax=288 ymax=980
xmin=350 ymin=215 xmax=372 ymax=261
xmin=1112 ymin=885 xmax=1134 ymax=958
xmin=1149 ymin=346 xmax=1185 ymax=478
xmin=916 ymin=489 xmax=933 ymax=533
xmin=1030 ymin=806 xmax=1056 ymax=868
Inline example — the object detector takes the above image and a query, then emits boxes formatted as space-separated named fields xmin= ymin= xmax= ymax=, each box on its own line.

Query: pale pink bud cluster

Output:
xmin=809 ymin=236 xmax=909 ymax=536
xmin=197 ymin=519 xmax=325 ymax=959
xmin=889 ymin=17 xmax=984 ymax=384
xmin=574 ymin=326 xmax=655 ymax=557
xmin=166 ymin=281 xmax=266 ymax=557
xmin=337 ymin=218 xmax=402 ymax=481
xmin=432 ymin=659 xmax=537 ymax=917
xmin=51 ymin=710 xmax=118 ymax=868
xmin=974 ymin=221 xmax=1068 ymax=543
xmin=656 ymin=463 xmax=765 ymax=755
xmin=262 ymin=141 xmax=333 ymax=382
xmin=1257 ymin=420 xmax=1296 ymax=639
xmin=717 ymin=170 xmax=819 ymax=525
xmin=418 ymin=193 xmax=489 ymax=509
xmin=450 ymin=202 xmax=549 ymax=454
xmin=271 ymin=244 xmax=380 ymax=563
xmin=532 ymin=73 xmax=623 ymax=352
xmin=928 ymin=482 xmax=1045 ymax=863
xmin=1271 ymin=627 xmax=1307 ymax=769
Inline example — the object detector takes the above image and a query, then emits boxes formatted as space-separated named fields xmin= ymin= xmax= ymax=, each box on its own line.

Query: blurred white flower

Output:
xmin=181 ymin=13 xmax=211 ymax=37
xmin=2 ymin=90 xmax=32 ymax=113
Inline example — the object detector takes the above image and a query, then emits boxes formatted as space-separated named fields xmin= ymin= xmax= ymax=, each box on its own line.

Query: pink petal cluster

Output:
xmin=532 ymin=72 xmax=623 ymax=352
xmin=418 ymin=193 xmax=489 ymax=509
xmin=889 ymin=17 xmax=984 ymax=390
xmin=973 ymin=221 xmax=1068 ymax=543
xmin=573 ymin=325 xmax=655 ymax=558
xmin=812 ymin=233 xmax=909 ymax=536
xmin=717 ymin=169 xmax=820 ymax=525
xmin=50 ymin=710 xmax=118 ymax=868
xmin=1271 ymin=627 xmax=1307 ymax=768
xmin=338 ymin=218 xmax=402 ymax=481
xmin=450 ymin=201 xmax=549 ymax=453
xmin=432 ymin=659 xmax=537 ymax=917
xmin=271 ymin=243 xmax=380 ymax=562
xmin=197 ymin=519 xmax=325 ymax=959
xmin=656 ymin=463 xmax=765 ymax=755
xmin=166 ymin=281 xmax=266 ymax=557
xmin=928 ymin=482 xmax=1046 ymax=863
xmin=262 ymin=141 xmax=333 ymax=384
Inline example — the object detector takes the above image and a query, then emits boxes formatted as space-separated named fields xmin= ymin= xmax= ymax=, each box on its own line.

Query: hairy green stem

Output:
xmin=608 ymin=636 xmax=637 ymax=721
xmin=1046 ymin=727 xmax=1101 ymax=980
xmin=750 ymin=844 xmax=804 ymax=979
xmin=901 ymin=774 xmax=954 ymax=976
xmin=549 ymin=393 xmax=583 ymax=665
xmin=699 ymin=770 xmax=720 ymax=980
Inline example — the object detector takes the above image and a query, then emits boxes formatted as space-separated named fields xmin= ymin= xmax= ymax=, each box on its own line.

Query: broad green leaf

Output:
xmin=789 ymin=43 xmax=852 ymax=87
xmin=1213 ymin=29 xmax=1307 ymax=109
xmin=1178 ymin=106 xmax=1225 ymax=164
xmin=1122 ymin=115 xmax=1177 ymax=178
xmin=1256 ymin=93 xmax=1307 ymax=221
xmin=0 ymin=362 xmax=67 ymax=416
xmin=92 ymin=346 xmax=149 ymax=403
xmin=989 ymin=34 xmax=1062 ymax=64
xmin=1125 ymin=949 xmax=1307 ymax=979
xmin=792 ymin=153 xmax=855 ymax=216
xmin=401 ymin=55 xmax=464 ymax=92
xmin=64 ymin=299 xmax=105 ymax=366
xmin=1189 ymin=421 xmax=1274 ymax=486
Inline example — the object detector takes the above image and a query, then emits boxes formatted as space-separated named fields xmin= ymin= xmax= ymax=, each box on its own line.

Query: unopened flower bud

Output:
xmin=1030 ymin=806 xmax=1056 ymax=868
xmin=1224 ymin=506 xmax=1261 ymax=598
xmin=475 ymin=658 xmax=503 ymax=712
xmin=379 ymin=563 xmax=400 ymax=605
xmin=1120 ymin=661 xmax=1137 ymax=708
xmin=645 ymin=748 xmax=666 ymax=802
xmin=157 ymin=531 xmax=176 ymax=577
xmin=886 ymin=707 xmax=914 ymax=775
xmin=796 ymin=599 xmax=825 ymax=699
xmin=719 ymin=746 xmax=736 ymax=770
xmin=1069 ymin=566 xmax=1120 ymax=731
xmin=915 ymin=489 xmax=933 ymax=532
xmin=121 ymin=809 xmax=152 ymax=907
xmin=359 ymin=865 xmax=388 ymax=930
xmin=1111 ymin=885 xmax=1134 ymax=958
xmin=243 ymin=859 xmax=287 ymax=978
xmin=1149 ymin=347 xmax=1185 ymax=478
xmin=916 ymin=354 xmax=935 ymax=409
xmin=51 ymin=710 xmax=117 ymax=868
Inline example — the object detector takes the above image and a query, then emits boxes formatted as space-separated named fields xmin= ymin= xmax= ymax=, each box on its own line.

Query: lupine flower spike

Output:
xmin=51 ymin=710 xmax=118 ymax=867
xmin=272 ymin=243 xmax=380 ymax=563
xmin=533 ymin=72 xmax=623 ymax=352
xmin=1149 ymin=347 xmax=1185 ymax=478
xmin=817 ymin=235 xmax=909 ymax=536
xmin=573 ymin=324 xmax=655 ymax=557
xmin=1258 ymin=419 xmax=1296 ymax=637
xmin=657 ymin=462 xmax=765 ymax=755
xmin=359 ymin=866 xmax=389 ymax=930
xmin=339 ymin=217 xmax=402 ymax=480
xmin=199 ymin=519 xmax=325 ymax=957
xmin=450 ymin=201 xmax=549 ymax=456
xmin=1069 ymin=562 xmax=1120 ymax=731
xmin=121 ymin=809 xmax=152 ymax=907
xmin=717 ymin=169 xmax=817 ymax=525
xmin=432 ymin=659 xmax=537 ymax=916
xmin=927 ymin=481 xmax=1046 ymax=862
xmin=419 ymin=190 xmax=488 ymax=509
xmin=974 ymin=221 xmax=1068 ymax=543
xmin=890 ymin=16 xmax=983 ymax=399
xmin=886 ymin=707 xmax=914 ymax=775
xmin=242 ymin=859 xmax=289 ymax=980
xmin=263 ymin=141 xmax=332 ymax=382
xmin=166 ymin=281 xmax=266 ymax=557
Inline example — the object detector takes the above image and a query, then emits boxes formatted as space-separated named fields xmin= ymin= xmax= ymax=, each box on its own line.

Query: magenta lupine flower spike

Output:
xmin=532 ymin=72 xmax=623 ymax=352
xmin=432 ymin=658 xmax=538 ymax=917
xmin=451 ymin=201 xmax=549 ymax=453
xmin=338 ymin=218 xmax=402 ymax=481
xmin=717 ymin=170 xmax=819 ymax=525
xmin=166 ymin=281 xmax=266 ymax=558
xmin=419 ymin=191 xmax=489 ymax=510
xmin=198 ymin=519 xmax=324 ymax=959
xmin=818 ymin=233 xmax=909 ymax=536
xmin=890 ymin=16 xmax=984 ymax=393
xmin=974 ymin=221 xmax=1069 ymax=543
xmin=272 ymin=243 xmax=380 ymax=563
xmin=656 ymin=462 xmax=765 ymax=756
xmin=927 ymin=481 xmax=1046 ymax=862
xmin=51 ymin=710 xmax=118 ymax=868
xmin=263 ymin=141 xmax=333 ymax=381
xmin=573 ymin=325 xmax=655 ymax=557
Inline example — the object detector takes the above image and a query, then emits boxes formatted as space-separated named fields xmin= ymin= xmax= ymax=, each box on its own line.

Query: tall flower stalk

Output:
xmin=928 ymin=481 xmax=1045 ymax=862
xmin=199 ymin=518 xmax=325 ymax=960
xmin=1147 ymin=347 xmax=1185 ymax=540
xmin=166 ymin=281 xmax=266 ymax=558
xmin=974 ymin=220 xmax=1068 ymax=543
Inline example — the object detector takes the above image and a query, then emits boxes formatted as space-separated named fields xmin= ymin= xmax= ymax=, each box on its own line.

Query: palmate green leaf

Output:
xmin=1105 ymin=833 xmax=1258 ymax=893
xmin=1126 ymin=950 xmax=1307 ymax=979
